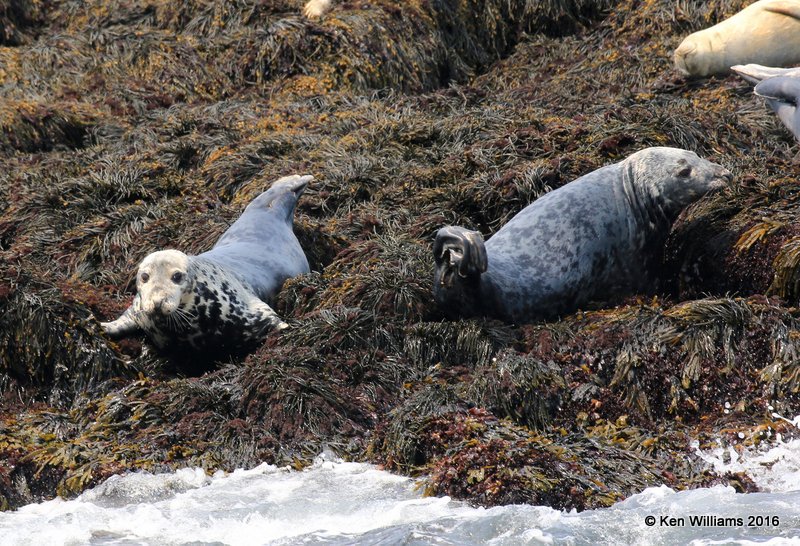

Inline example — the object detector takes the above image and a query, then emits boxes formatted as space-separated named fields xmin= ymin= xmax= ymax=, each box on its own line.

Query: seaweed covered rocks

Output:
xmin=1 ymin=0 xmax=800 ymax=514
xmin=433 ymin=147 xmax=732 ymax=322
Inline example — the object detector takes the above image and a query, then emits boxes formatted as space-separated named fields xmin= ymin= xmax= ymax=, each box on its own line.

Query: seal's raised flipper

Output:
xmin=271 ymin=174 xmax=313 ymax=197
xmin=235 ymin=174 xmax=313 ymax=227
xmin=731 ymin=64 xmax=800 ymax=85
xmin=434 ymin=226 xmax=487 ymax=288
xmin=101 ymin=305 xmax=142 ymax=339
xmin=755 ymin=76 xmax=800 ymax=141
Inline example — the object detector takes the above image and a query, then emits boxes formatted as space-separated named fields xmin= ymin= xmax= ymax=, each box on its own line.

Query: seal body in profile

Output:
xmin=732 ymin=64 xmax=800 ymax=142
xmin=674 ymin=0 xmax=800 ymax=78
xmin=433 ymin=148 xmax=732 ymax=323
xmin=102 ymin=174 xmax=312 ymax=356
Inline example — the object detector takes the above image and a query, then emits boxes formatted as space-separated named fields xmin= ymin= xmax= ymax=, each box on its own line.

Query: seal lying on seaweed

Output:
xmin=102 ymin=175 xmax=312 ymax=355
xmin=674 ymin=0 xmax=800 ymax=78
xmin=433 ymin=147 xmax=732 ymax=322
xmin=732 ymin=64 xmax=800 ymax=142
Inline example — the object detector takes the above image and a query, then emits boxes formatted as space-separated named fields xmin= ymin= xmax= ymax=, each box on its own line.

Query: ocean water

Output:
xmin=1 ymin=433 xmax=799 ymax=545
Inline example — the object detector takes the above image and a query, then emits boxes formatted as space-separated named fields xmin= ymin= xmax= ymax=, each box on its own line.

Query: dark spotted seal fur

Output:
xmin=433 ymin=147 xmax=732 ymax=322
xmin=102 ymin=174 xmax=312 ymax=355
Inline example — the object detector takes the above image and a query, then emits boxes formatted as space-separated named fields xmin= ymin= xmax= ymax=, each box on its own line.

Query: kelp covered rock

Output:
xmin=1 ymin=0 xmax=799 ymax=510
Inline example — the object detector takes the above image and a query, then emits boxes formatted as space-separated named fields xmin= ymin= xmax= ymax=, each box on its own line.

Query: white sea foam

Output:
xmin=693 ymin=414 xmax=800 ymax=493
xmin=1 ymin=441 xmax=799 ymax=545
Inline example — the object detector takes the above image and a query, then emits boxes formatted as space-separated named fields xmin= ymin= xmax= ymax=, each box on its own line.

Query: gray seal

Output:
xmin=101 ymin=174 xmax=312 ymax=355
xmin=732 ymin=64 xmax=800 ymax=142
xmin=433 ymin=147 xmax=732 ymax=322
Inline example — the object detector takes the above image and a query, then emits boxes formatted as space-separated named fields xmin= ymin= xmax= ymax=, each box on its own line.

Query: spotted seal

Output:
xmin=732 ymin=64 xmax=800 ymax=142
xmin=102 ymin=174 xmax=312 ymax=355
xmin=433 ymin=147 xmax=732 ymax=322
xmin=674 ymin=0 xmax=800 ymax=78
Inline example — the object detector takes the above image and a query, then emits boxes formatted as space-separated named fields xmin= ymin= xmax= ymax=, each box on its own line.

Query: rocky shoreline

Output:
xmin=1 ymin=0 xmax=799 ymax=511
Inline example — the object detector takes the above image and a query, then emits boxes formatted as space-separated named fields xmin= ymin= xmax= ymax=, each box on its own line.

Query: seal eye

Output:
xmin=140 ymin=272 xmax=150 ymax=283
xmin=171 ymin=271 xmax=184 ymax=284
xmin=678 ymin=166 xmax=692 ymax=178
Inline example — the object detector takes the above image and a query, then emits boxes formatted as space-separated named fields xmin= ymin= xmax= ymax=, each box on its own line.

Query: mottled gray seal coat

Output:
xmin=732 ymin=64 xmax=800 ymax=142
xmin=102 ymin=174 xmax=312 ymax=355
xmin=433 ymin=148 xmax=732 ymax=322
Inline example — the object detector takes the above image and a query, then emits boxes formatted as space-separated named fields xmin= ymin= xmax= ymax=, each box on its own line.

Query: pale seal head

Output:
xmin=135 ymin=249 xmax=193 ymax=317
xmin=674 ymin=37 xmax=708 ymax=78
xmin=303 ymin=0 xmax=333 ymax=19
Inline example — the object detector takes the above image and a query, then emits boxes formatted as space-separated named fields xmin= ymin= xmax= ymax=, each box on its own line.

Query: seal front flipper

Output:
xmin=755 ymin=76 xmax=800 ymax=141
xmin=101 ymin=304 xmax=142 ymax=339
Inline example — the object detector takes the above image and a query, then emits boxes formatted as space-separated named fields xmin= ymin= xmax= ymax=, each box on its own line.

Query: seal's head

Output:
xmin=136 ymin=249 xmax=193 ymax=316
xmin=674 ymin=34 xmax=714 ymax=77
xmin=626 ymin=147 xmax=732 ymax=220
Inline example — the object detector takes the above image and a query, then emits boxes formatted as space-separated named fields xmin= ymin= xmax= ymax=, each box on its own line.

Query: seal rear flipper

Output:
xmin=433 ymin=226 xmax=488 ymax=284
xmin=101 ymin=307 xmax=142 ymax=339
xmin=755 ymin=76 xmax=800 ymax=140
xmin=243 ymin=174 xmax=313 ymax=223
xmin=250 ymin=300 xmax=289 ymax=334
xmin=281 ymin=174 xmax=314 ymax=196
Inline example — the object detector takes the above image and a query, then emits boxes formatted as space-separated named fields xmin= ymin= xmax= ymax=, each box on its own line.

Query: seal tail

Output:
xmin=251 ymin=301 xmax=289 ymax=335
xmin=433 ymin=226 xmax=487 ymax=286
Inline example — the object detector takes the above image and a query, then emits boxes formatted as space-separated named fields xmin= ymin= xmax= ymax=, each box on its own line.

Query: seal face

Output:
xmin=433 ymin=147 xmax=732 ymax=323
xmin=102 ymin=174 xmax=312 ymax=356
xmin=674 ymin=0 xmax=800 ymax=78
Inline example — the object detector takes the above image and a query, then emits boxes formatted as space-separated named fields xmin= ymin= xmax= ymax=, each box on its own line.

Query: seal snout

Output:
xmin=673 ymin=39 xmax=698 ymax=77
xmin=153 ymin=298 xmax=168 ymax=315
xmin=712 ymin=165 xmax=733 ymax=189
xmin=145 ymin=295 xmax=174 ymax=316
